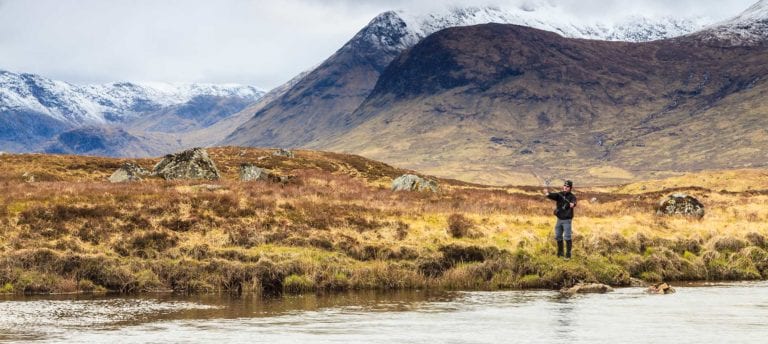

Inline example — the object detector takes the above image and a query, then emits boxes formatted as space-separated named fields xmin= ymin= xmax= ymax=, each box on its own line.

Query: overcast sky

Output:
xmin=0 ymin=0 xmax=757 ymax=89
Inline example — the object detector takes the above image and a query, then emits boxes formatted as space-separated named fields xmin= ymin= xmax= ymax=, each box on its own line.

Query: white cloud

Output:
xmin=0 ymin=0 xmax=757 ymax=89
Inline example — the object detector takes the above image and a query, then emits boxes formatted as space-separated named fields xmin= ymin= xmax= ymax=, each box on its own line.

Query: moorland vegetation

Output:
xmin=0 ymin=147 xmax=766 ymax=295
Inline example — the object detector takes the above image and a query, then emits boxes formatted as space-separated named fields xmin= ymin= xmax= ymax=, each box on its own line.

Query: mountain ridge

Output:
xmin=222 ymin=5 xmax=715 ymax=149
xmin=316 ymin=22 xmax=768 ymax=185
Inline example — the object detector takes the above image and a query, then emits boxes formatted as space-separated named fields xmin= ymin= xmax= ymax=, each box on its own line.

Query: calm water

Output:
xmin=1 ymin=281 xmax=767 ymax=343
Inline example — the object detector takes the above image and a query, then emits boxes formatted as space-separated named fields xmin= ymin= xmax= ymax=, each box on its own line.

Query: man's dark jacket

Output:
xmin=546 ymin=191 xmax=577 ymax=220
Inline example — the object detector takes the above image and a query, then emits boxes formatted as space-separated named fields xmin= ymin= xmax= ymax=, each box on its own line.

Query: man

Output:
xmin=544 ymin=180 xmax=577 ymax=259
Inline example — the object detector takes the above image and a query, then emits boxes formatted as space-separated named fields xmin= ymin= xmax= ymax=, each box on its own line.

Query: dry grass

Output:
xmin=0 ymin=148 xmax=767 ymax=295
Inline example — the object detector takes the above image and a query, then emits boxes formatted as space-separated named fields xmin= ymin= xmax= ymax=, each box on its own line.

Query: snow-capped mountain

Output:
xmin=362 ymin=4 xmax=713 ymax=53
xmin=0 ymin=69 xmax=264 ymax=125
xmin=689 ymin=0 xmax=768 ymax=45
xmin=223 ymin=4 xmax=715 ymax=148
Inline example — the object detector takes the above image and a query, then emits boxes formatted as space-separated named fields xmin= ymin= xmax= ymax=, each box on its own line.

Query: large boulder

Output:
xmin=109 ymin=162 xmax=149 ymax=183
xmin=392 ymin=174 xmax=438 ymax=192
xmin=153 ymin=147 xmax=221 ymax=181
xmin=561 ymin=282 xmax=614 ymax=294
xmin=656 ymin=193 xmax=705 ymax=218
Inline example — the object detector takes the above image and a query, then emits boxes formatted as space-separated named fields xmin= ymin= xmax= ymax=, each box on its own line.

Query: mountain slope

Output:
xmin=222 ymin=5 xmax=712 ymax=149
xmin=317 ymin=23 xmax=768 ymax=185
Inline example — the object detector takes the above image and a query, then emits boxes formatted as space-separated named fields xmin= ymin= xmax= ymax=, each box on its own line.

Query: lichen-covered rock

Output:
xmin=656 ymin=193 xmax=705 ymax=218
xmin=153 ymin=147 xmax=220 ymax=181
xmin=239 ymin=164 xmax=278 ymax=182
xmin=646 ymin=282 xmax=676 ymax=294
xmin=392 ymin=174 xmax=438 ymax=192
xmin=272 ymin=148 xmax=294 ymax=158
xmin=561 ymin=282 xmax=614 ymax=294
xmin=109 ymin=162 xmax=149 ymax=183
xmin=21 ymin=172 xmax=34 ymax=183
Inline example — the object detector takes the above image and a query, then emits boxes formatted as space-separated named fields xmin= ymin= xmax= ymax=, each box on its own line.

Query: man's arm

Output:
xmin=544 ymin=190 xmax=559 ymax=200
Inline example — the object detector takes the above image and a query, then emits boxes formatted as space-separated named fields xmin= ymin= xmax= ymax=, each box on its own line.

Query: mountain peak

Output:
xmin=393 ymin=4 xmax=711 ymax=43
xmin=691 ymin=0 xmax=768 ymax=45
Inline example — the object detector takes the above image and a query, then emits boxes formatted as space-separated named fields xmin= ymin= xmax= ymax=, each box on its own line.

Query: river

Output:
xmin=1 ymin=281 xmax=766 ymax=343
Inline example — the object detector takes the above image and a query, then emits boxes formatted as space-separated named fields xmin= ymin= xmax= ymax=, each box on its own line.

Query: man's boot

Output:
xmin=556 ymin=240 xmax=564 ymax=257
xmin=565 ymin=240 xmax=572 ymax=259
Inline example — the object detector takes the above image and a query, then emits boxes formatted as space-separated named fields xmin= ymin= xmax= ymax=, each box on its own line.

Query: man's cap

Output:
xmin=564 ymin=180 xmax=573 ymax=187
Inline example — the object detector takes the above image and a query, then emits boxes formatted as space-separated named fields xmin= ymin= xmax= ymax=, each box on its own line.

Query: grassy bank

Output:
xmin=1 ymin=147 xmax=767 ymax=295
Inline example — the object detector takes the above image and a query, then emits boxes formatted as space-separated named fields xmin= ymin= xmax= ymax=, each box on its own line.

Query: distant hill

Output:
xmin=0 ymin=69 xmax=264 ymax=154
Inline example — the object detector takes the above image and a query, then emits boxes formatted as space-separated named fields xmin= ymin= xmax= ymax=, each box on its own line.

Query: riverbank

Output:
xmin=1 ymin=148 xmax=767 ymax=295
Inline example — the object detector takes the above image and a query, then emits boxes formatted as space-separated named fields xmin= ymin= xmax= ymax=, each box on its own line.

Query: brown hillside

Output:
xmin=311 ymin=23 xmax=768 ymax=185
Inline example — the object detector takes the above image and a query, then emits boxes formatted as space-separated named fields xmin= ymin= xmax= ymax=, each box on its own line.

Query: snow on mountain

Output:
xmin=0 ymin=69 xmax=264 ymax=125
xmin=362 ymin=4 xmax=714 ymax=53
xmin=690 ymin=0 xmax=768 ymax=45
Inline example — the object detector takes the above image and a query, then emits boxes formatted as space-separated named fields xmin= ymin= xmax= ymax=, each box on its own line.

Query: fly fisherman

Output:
xmin=544 ymin=180 xmax=577 ymax=259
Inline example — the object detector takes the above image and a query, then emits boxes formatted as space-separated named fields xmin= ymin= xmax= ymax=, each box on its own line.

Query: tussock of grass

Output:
xmin=1 ymin=148 xmax=767 ymax=294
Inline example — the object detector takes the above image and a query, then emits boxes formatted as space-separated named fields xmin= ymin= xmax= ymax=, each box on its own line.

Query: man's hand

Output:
xmin=569 ymin=202 xmax=575 ymax=208
xmin=544 ymin=188 xmax=549 ymax=195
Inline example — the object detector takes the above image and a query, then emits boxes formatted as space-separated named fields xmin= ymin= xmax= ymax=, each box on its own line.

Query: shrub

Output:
xmin=447 ymin=213 xmax=474 ymax=238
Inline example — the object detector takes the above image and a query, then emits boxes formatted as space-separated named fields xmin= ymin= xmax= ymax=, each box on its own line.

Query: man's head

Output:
xmin=563 ymin=180 xmax=573 ymax=191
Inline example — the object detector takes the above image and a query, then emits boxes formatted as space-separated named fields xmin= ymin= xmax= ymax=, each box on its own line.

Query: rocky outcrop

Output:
xmin=272 ymin=149 xmax=295 ymax=158
xmin=240 ymin=164 xmax=278 ymax=182
xmin=109 ymin=162 xmax=149 ymax=183
xmin=392 ymin=174 xmax=438 ymax=192
xmin=561 ymin=282 xmax=614 ymax=294
xmin=657 ymin=193 xmax=705 ymax=218
xmin=646 ymin=282 xmax=676 ymax=294
xmin=153 ymin=147 xmax=221 ymax=180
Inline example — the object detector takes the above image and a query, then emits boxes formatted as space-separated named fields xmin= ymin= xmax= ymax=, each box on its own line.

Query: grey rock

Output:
xmin=153 ymin=147 xmax=221 ymax=181
xmin=561 ymin=282 xmax=614 ymax=294
xmin=656 ymin=193 xmax=705 ymax=218
xmin=109 ymin=162 xmax=149 ymax=183
xmin=391 ymin=174 xmax=438 ymax=192
xmin=239 ymin=164 xmax=278 ymax=182
xmin=272 ymin=148 xmax=294 ymax=158
xmin=240 ymin=163 xmax=296 ymax=184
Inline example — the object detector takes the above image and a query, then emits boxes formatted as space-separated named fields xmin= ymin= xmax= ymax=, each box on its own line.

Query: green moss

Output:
xmin=585 ymin=255 xmax=630 ymax=286
xmin=283 ymin=274 xmax=314 ymax=294
xmin=682 ymin=251 xmax=697 ymax=260
xmin=0 ymin=283 xmax=14 ymax=293
xmin=517 ymin=274 xmax=544 ymax=288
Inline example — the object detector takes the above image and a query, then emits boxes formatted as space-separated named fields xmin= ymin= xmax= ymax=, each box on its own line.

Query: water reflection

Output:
xmin=550 ymin=294 xmax=576 ymax=341
xmin=2 ymin=282 xmax=768 ymax=343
